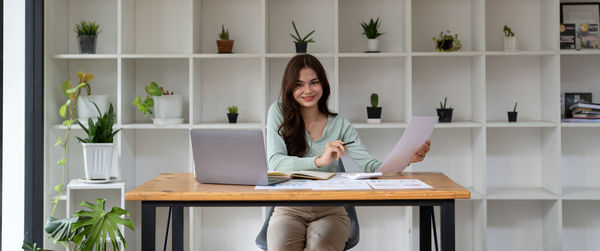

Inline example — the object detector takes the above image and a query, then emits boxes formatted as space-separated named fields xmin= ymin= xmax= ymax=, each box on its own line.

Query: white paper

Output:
xmin=367 ymin=179 xmax=433 ymax=190
xmin=311 ymin=179 xmax=372 ymax=190
xmin=254 ymin=180 xmax=313 ymax=190
xmin=339 ymin=172 xmax=383 ymax=180
xmin=377 ymin=116 xmax=437 ymax=173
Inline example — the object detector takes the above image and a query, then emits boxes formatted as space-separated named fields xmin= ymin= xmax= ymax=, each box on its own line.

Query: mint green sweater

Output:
xmin=267 ymin=102 xmax=381 ymax=173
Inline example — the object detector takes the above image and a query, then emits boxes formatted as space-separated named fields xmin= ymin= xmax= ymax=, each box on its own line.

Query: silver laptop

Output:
xmin=190 ymin=129 xmax=290 ymax=186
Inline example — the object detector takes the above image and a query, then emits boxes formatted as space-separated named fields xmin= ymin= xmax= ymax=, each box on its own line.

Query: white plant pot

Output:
xmin=77 ymin=95 xmax=109 ymax=122
xmin=82 ymin=143 xmax=114 ymax=180
xmin=154 ymin=95 xmax=184 ymax=119
xmin=503 ymin=36 xmax=517 ymax=51
xmin=367 ymin=39 xmax=380 ymax=52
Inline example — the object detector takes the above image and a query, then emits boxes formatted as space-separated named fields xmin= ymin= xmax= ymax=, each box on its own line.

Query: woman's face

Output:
xmin=293 ymin=67 xmax=323 ymax=109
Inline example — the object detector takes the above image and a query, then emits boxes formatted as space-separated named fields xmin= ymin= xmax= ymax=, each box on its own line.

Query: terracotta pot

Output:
xmin=217 ymin=40 xmax=234 ymax=53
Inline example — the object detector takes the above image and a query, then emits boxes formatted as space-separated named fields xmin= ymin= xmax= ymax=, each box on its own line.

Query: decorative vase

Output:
xmin=154 ymin=95 xmax=184 ymax=119
xmin=227 ymin=113 xmax=239 ymax=123
xmin=367 ymin=39 xmax=380 ymax=52
xmin=366 ymin=107 xmax=382 ymax=123
xmin=82 ymin=143 xmax=114 ymax=180
xmin=295 ymin=42 xmax=307 ymax=53
xmin=77 ymin=95 xmax=109 ymax=123
xmin=507 ymin=111 xmax=518 ymax=122
xmin=77 ymin=35 xmax=97 ymax=54
xmin=217 ymin=40 xmax=234 ymax=53
xmin=436 ymin=108 xmax=453 ymax=122
xmin=503 ymin=36 xmax=517 ymax=51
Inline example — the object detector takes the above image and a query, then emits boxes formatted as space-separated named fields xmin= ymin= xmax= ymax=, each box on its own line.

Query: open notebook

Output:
xmin=268 ymin=170 xmax=336 ymax=180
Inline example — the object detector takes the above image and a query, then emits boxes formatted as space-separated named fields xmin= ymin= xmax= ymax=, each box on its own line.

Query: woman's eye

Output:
xmin=296 ymin=83 xmax=303 ymax=87
xmin=311 ymin=81 xmax=319 ymax=85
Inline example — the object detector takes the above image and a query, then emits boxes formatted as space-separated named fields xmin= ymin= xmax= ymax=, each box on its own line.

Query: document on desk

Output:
xmin=367 ymin=179 xmax=433 ymax=189
xmin=377 ymin=116 xmax=437 ymax=173
xmin=311 ymin=179 xmax=372 ymax=190
xmin=254 ymin=180 xmax=313 ymax=190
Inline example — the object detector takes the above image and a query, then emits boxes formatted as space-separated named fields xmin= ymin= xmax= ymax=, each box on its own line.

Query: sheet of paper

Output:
xmin=339 ymin=172 xmax=383 ymax=180
xmin=367 ymin=179 xmax=433 ymax=190
xmin=311 ymin=179 xmax=372 ymax=190
xmin=254 ymin=180 xmax=313 ymax=190
xmin=377 ymin=116 xmax=437 ymax=173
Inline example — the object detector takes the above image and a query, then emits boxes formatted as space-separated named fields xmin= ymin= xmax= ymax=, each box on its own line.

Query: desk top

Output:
xmin=126 ymin=172 xmax=470 ymax=201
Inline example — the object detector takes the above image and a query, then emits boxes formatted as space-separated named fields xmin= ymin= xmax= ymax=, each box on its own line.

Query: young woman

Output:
xmin=266 ymin=54 xmax=431 ymax=251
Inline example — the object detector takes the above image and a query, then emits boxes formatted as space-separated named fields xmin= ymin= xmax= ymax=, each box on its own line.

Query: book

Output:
xmin=564 ymin=92 xmax=592 ymax=118
xmin=561 ymin=23 xmax=576 ymax=49
xmin=268 ymin=170 xmax=336 ymax=180
xmin=579 ymin=23 xmax=599 ymax=49
xmin=569 ymin=102 xmax=600 ymax=111
xmin=562 ymin=118 xmax=600 ymax=122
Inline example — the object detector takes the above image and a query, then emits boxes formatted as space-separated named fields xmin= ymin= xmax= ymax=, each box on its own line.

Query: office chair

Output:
xmin=255 ymin=159 xmax=360 ymax=250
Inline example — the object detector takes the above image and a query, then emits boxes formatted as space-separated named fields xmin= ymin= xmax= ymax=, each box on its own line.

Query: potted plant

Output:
xmin=227 ymin=105 xmax=239 ymax=123
xmin=508 ymin=102 xmax=518 ymax=122
xmin=217 ymin=24 xmax=234 ymax=53
xmin=74 ymin=20 xmax=101 ymax=54
xmin=77 ymin=103 xmax=120 ymax=181
xmin=290 ymin=21 xmax=315 ymax=53
xmin=132 ymin=81 xmax=184 ymax=125
xmin=366 ymin=93 xmax=382 ymax=123
xmin=503 ymin=25 xmax=516 ymax=51
xmin=360 ymin=17 xmax=385 ymax=52
xmin=75 ymin=71 xmax=109 ymax=124
xmin=23 ymin=198 xmax=134 ymax=251
xmin=432 ymin=30 xmax=462 ymax=52
xmin=437 ymin=97 xmax=453 ymax=122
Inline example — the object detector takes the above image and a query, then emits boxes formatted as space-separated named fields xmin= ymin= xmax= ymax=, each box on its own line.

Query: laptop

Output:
xmin=190 ymin=129 xmax=290 ymax=186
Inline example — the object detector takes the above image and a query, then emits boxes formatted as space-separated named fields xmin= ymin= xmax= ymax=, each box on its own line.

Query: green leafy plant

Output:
xmin=74 ymin=20 xmax=101 ymax=36
xmin=22 ymin=241 xmax=51 ymax=251
xmin=44 ymin=198 xmax=134 ymax=251
xmin=227 ymin=105 xmax=239 ymax=114
xmin=132 ymin=82 xmax=174 ymax=116
xmin=290 ymin=21 xmax=315 ymax=44
xmin=503 ymin=25 xmax=515 ymax=37
xmin=370 ymin=93 xmax=379 ymax=107
xmin=439 ymin=97 xmax=452 ymax=109
xmin=361 ymin=17 xmax=385 ymax=39
xmin=218 ymin=25 xmax=230 ymax=40
xmin=76 ymin=103 xmax=120 ymax=143
xmin=432 ymin=30 xmax=462 ymax=52
xmin=513 ymin=102 xmax=518 ymax=112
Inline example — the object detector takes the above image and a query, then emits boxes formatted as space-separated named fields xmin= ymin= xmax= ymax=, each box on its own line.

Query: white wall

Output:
xmin=2 ymin=0 xmax=26 ymax=250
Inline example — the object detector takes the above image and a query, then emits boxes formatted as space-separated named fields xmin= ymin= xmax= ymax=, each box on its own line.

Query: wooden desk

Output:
xmin=127 ymin=172 xmax=470 ymax=251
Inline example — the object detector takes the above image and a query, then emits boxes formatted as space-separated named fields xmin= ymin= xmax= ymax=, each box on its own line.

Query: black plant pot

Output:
xmin=436 ymin=108 xmax=453 ymax=122
xmin=507 ymin=111 xmax=518 ymax=122
xmin=78 ymin=35 xmax=97 ymax=54
xmin=295 ymin=42 xmax=307 ymax=53
xmin=367 ymin=107 xmax=382 ymax=119
xmin=437 ymin=39 xmax=453 ymax=51
xmin=227 ymin=113 xmax=238 ymax=123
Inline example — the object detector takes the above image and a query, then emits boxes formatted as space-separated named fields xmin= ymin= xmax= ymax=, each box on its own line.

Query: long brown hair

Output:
xmin=278 ymin=54 xmax=336 ymax=157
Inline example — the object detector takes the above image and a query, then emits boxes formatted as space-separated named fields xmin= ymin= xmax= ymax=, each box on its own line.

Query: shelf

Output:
xmin=265 ymin=53 xmax=336 ymax=58
xmin=435 ymin=121 xmax=481 ymax=128
xmin=192 ymin=53 xmax=263 ymax=59
xmin=486 ymin=187 xmax=558 ymax=200
xmin=338 ymin=52 xmax=408 ymax=58
xmin=351 ymin=122 xmax=407 ymax=129
xmin=67 ymin=179 xmax=125 ymax=190
xmin=120 ymin=54 xmax=190 ymax=59
xmin=51 ymin=54 xmax=119 ymax=59
xmin=485 ymin=51 xmax=556 ymax=56
xmin=411 ymin=51 xmax=482 ymax=57
xmin=486 ymin=121 xmax=556 ymax=128
xmin=560 ymin=50 xmax=600 ymax=55
xmin=50 ymin=193 xmax=67 ymax=201
xmin=121 ymin=123 xmax=190 ymax=129
xmin=562 ymin=188 xmax=600 ymax=200
xmin=191 ymin=123 xmax=264 ymax=129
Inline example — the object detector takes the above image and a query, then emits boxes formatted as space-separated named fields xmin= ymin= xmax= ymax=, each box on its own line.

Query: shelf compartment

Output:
xmin=121 ymin=59 xmax=190 ymax=125
xmin=412 ymin=0 xmax=484 ymax=52
xmin=560 ymin=55 xmax=600 ymax=119
xmin=562 ymin=188 xmax=600 ymax=200
xmin=267 ymin=0 xmax=335 ymax=53
xmin=191 ymin=123 xmax=265 ymax=129
xmin=339 ymin=0 xmax=408 ymax=53
xmin=485 ymin=0 xmax=557 ymax=52
xmin=338 ymin=52 xmax=409 ymax=58
xmin=561 ymin=127 xmax=600 ymax=192
xmin=487 ymin=200 xmax=561 ymax=251
xmin=351 ymin=122 xmax=407 ymax=129
xmin=339 ymin=57 xmax=408 ymax=124
xmin=411 ymin=51 xmax=483 ymax=57
xmin=485 ymin=51 xmax=556 ymax=56
xmin=486 ymin=121 xmax=556 ymax=128
xmin=486 ymin=56 xmax=560 ymax=123
xmin=562 ymin=200 xmax=600 ymax=251
xmin=487 ymin=187 xmax=558 ymax=200
xmin=560 ymin=50 xmax=600 ymax=55
xmin=193 ymin=58 xmax=263 ymax=124
xmin=121 ymin=0 xmax=193 ymax=54
xmin=193 ymin=0 xmax=264 ymax=54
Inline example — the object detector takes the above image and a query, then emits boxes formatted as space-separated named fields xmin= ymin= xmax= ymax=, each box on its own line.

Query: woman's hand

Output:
xmin=410 ymin=140 xmax=431 ymax=163
xmin=315 ymin=140 xmax=347 ymax=167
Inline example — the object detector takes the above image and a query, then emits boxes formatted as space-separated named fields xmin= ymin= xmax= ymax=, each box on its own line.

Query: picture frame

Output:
xmin=560 ymin=3 xmax=600 ymax=49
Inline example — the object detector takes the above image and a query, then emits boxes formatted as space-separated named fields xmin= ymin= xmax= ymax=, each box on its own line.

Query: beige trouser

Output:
xmin=266 ymin=206 xmax=351 ymax=251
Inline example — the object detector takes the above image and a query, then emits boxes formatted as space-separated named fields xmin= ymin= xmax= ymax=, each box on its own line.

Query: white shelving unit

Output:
xmin=43 ymin=0 xmax=600 ymax=250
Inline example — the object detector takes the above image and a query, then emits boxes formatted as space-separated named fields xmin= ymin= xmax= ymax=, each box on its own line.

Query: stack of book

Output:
xmin=564 ymin=102 xmax=600 ymax=122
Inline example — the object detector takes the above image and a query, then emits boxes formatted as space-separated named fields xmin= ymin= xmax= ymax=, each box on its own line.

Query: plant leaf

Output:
xmin=57 ymin=158 xmax=66 ymax=166
xmin=62 ymin=120 xmax=76 ymax=127
xmin=54 ymin=184 xmax=61 ymax=193
xmin=45 ymin=216 xmax=81 ymax=243
xmin=55 ymin=137 xmax=62 ymax=146
xmin=62 ymin=79 xmax=73 ymax=98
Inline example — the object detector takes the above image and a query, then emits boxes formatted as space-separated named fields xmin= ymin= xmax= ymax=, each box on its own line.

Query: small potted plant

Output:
xmin=70 ymin=70 xmax=110 ymax=124
xmin=132 ymin=82 xmax=184 ymax=124
xmin=217 ymin=25 xmax=234 ymax=53
xmin=227 ymin=105 xmax=239 ymax=123
xmin=503 ymin=25 xmax=516 ymax=51
xmin=366 ymin=93 xmax=382 ymax=123
xmin=74 ymin=20 xmax=101 ymax=54
xmin=77 ymin=103 xmax=120 ymax=181
xmin=437 ymin=97 xmax=453 ymax=122
xmin=508 ymin=102 xmax=518 ymax=122
xmin=361 ymin=17 xmax=385 ymax=52
xmin=290 ymin=21 xmax=315 ymax=53
xmin=432 ymin=30 xmax=462 ymax=52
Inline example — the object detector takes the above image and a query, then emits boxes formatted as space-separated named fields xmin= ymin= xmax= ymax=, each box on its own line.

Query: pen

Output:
xmin=342 ymin=140 xmax=357 ymax=146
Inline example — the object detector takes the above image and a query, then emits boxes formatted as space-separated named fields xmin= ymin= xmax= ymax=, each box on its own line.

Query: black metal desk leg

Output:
xmin=142 ymin=202 xmax=156 ymax=251
xmin=441 ymin=200 xmax=455 ymax=251
xmin=420 ymin=206 xmax=433 ymax=251
xmin=172 ymin=206 xmax=184 ymax=251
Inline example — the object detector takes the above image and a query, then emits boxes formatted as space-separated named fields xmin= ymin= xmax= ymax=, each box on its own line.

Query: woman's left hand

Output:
xmin=410 ymin=140 xmax=431 ymax=163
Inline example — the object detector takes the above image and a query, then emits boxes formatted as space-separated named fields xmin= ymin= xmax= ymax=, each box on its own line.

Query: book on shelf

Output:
xmin=562 ymin=118 xmax=600 ymax=122
xmin=268 ymin=170 xmax=336 ymax=180
xmin=579 ymin=23 xmax=599 ymax=49
xmin=561 ymin=23 xmax=576 ymax=49
xmin=569 ymin=102 xmax=600 ymax=111
xmin=564 ymin=92 xmax=592 ymax=118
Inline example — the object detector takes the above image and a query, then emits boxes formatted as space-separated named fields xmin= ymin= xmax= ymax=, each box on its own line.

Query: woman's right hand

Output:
xmin=315 ymin=140 xmax=347 ymax=167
